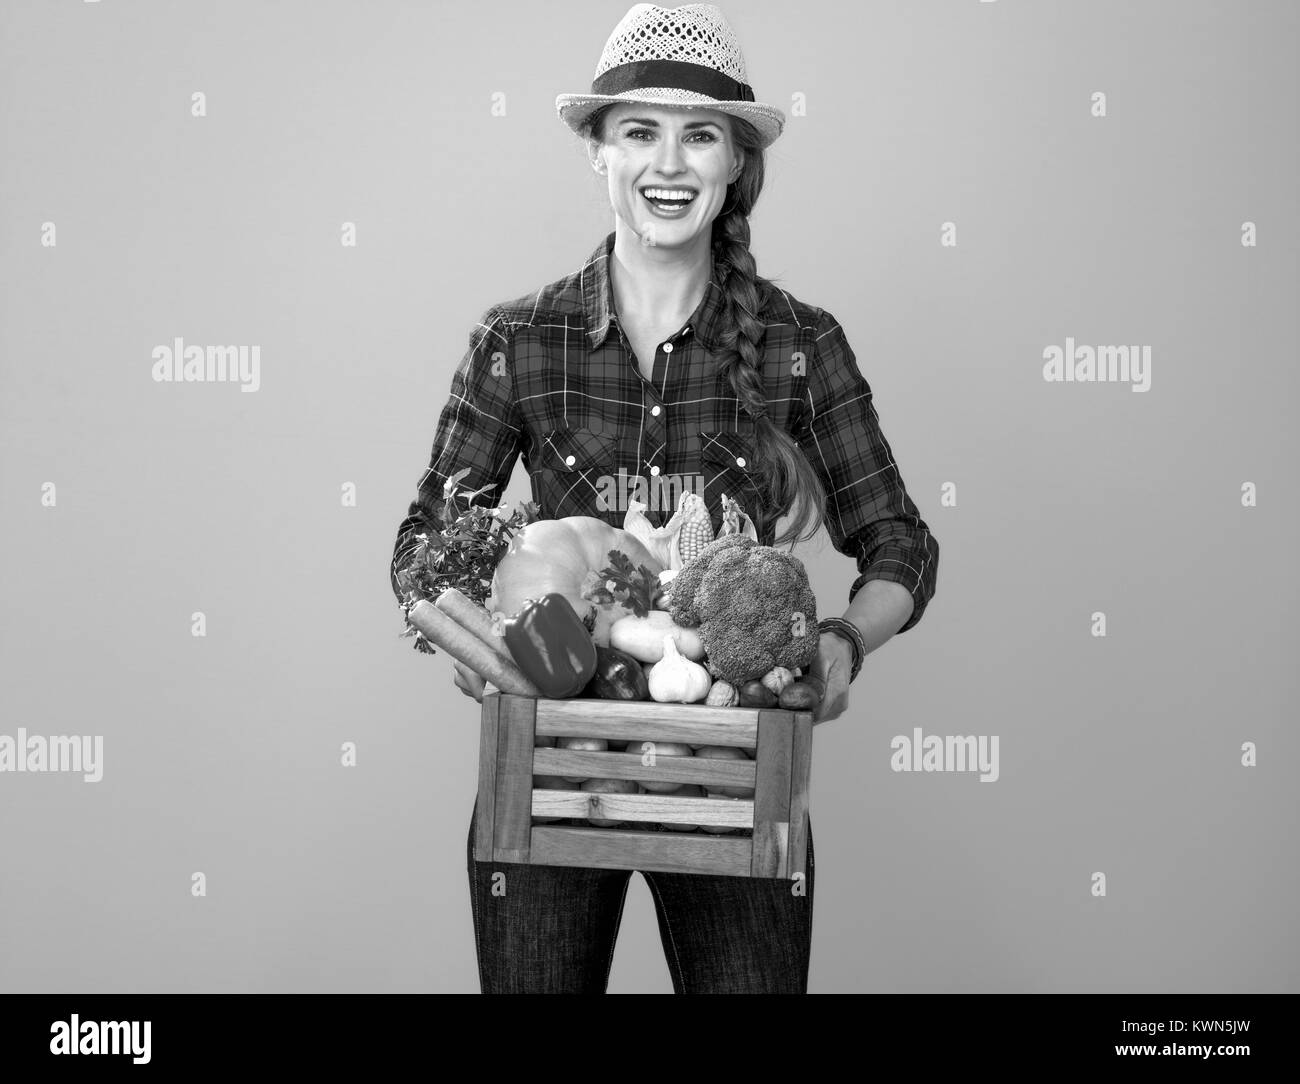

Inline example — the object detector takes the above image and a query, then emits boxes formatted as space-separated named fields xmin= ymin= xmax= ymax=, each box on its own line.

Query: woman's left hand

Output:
xmin=808 ymin=632 xmax=854 ymax=724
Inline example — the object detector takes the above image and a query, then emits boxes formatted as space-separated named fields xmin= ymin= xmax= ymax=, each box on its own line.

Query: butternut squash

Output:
xmin=485 ymin=517 xmax=665 ymax=647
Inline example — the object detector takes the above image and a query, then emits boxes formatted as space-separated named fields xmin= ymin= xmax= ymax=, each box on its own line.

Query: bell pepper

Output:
xmin=501 ymin=593 xmax=598 ymax=699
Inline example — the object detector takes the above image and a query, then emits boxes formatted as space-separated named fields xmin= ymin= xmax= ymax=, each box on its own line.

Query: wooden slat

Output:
xmin=474 ymin=693 xmax=500 ymax=862
xmin=531 ymin=749 xmax=756 ymax=789
xmin=751 ymin=710 xmax=794 ymax=877
xmin=787 ymin=710 xmax=813 ymax=879
xmin=530 ymin=826 xmax=752 ymax=877
xmin=532 ymin=789 xmax=753 ymax=828
xmin=535 ymin=699 xmax=757 ymax=746
xmin=751 ymin=822 xmax=789 ymax=878
xmin=491 ymin=695 xmax=536 ymax=863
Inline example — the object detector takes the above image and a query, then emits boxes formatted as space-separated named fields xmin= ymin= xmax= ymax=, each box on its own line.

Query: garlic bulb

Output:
xmin=760 ymin=667 xmax=795 ymax=697
xmin=647 ymin=635 xmax=713 ymax=704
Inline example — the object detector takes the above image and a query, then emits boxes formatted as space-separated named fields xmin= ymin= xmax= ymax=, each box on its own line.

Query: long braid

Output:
xmin=710 ymin=147 xmax=827 ymax=547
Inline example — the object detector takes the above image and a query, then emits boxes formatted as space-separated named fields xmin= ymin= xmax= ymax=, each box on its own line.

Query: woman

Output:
xmin=390 ymin=3 xmax=938 ymax=993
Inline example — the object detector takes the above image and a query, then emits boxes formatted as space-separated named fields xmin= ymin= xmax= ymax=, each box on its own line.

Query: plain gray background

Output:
xmin=1 ymin=0 xmax=1296 ymax=993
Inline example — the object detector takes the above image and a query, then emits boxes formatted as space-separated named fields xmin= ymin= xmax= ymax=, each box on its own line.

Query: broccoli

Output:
xmin=667 ymin=534 xmax=821 ymax=685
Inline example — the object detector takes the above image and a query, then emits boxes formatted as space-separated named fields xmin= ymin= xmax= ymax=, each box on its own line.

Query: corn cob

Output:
xmin=677 ymin=495 xmax=715 ymax=563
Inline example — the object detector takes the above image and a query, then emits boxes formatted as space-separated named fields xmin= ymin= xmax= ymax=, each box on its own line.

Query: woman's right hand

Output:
xmin=452 ymin=658 xmax=487 ymax=703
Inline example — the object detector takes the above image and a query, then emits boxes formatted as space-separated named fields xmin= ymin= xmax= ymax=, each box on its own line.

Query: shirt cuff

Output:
xmin=847 ymin=548 xmax=934 ymax=635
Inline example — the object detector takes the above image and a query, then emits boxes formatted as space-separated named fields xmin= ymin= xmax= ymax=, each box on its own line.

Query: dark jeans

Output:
xmin=466 ymin=802 xmax=815 ymax=993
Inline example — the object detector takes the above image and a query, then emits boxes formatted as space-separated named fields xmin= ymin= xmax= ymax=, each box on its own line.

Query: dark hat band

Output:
xmin=591 ymin=59 xmax=755 ymax=103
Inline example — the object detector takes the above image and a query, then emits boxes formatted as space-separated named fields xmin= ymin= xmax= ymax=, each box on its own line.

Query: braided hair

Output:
xmin=583 ymin=105 xmax=828 ymax=547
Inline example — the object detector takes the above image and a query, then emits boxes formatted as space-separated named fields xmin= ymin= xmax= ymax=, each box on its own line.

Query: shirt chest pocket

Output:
xmin=534 ymin=426 xmax=621 ymax=520
xmin=698 ymin=429 xmax=765 ymax=524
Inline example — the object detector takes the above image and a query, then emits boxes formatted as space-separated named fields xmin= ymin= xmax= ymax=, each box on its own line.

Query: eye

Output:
xmin=625 ymin=128 xmax=719 ymax=143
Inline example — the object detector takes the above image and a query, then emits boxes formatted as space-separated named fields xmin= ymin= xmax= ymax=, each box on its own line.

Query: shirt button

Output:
xmin=565 ymin=455 xmax=576 ymax=467
xmin=649 ymin=465 xmax=661 ymax=477
xmin=736 ymin=456 xmax=746 ymax=468
xmin=662 ymin=342 xmax=673 ymax=353
xmin=650 ymin=405 xmax=661 ymax=417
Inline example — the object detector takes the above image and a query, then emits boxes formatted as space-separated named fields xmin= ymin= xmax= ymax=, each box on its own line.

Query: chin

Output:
xmin=627 ymin=215 xmax=706 ymax=246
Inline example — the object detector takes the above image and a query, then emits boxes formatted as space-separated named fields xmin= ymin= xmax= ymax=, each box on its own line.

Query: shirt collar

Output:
xmin=581 ymin=230 xmax=725 ymax=352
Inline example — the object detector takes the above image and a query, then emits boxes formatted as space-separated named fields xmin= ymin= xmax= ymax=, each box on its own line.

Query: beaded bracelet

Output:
xmin=817 ymin=617 xmax=866 ymax=683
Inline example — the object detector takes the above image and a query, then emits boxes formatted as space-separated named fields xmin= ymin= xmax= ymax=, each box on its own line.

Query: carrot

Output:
xmin=407 ymin=599 xmax=541 ymax=696
xmin=434 ymin=588 xmax=504 ymax=648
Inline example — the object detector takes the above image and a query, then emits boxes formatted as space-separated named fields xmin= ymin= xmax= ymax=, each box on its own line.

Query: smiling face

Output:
xmin=590 ymin=102 xmax=745 ymax=247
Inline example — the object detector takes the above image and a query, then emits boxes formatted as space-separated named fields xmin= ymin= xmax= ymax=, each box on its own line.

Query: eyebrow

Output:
xmin=618 ymin=117 xmax=723 ymax=131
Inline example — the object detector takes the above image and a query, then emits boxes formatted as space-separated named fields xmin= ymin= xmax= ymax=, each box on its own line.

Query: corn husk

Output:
xmin=718 ymin=493 xmax=759 ymax=542
xmin=624 ymin=491 xmax=714 ymax=571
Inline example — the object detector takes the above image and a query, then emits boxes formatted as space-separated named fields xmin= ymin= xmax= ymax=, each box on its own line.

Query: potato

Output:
xmin=659 ymin=783 xmax=704 ymax=831
xmin=778 ymin=681 xmax=821 ymax=711
xmin=580 ymin=777 xmax=638 ymax=827
xmin=694 ymin=746 xmax=754 ymax=799
xmin=738 ymin=680 xmax=777 ymax=708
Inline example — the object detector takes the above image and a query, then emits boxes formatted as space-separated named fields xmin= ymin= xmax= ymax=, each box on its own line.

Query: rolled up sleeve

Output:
xmin=794 ymin=308 xmax=939 ymax=634
xmin=389 ymin=306 xmax=524 ymax=606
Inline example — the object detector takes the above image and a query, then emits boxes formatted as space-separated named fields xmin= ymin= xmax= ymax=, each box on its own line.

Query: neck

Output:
xmin=609 ymin=221 xmax=713 ymax=325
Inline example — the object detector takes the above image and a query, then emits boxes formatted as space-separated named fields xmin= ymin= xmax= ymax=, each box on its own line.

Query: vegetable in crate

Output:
xmin=580 ymin=778 xmax=638 ymax=827
xmin=558 ymin=737 xmax=607 ymax=783
xmin=667 ymin=534 xmax=821 ymax=686
xmin=705 ymin=679 xmax=739 ymax=707
xmin=623 ymin=739 xmax=693 ymax=792
xmin=501 ymin=593 xmax=597 ymax=699
xmin=609 ymin=610 xmax=705 ymax=663
xmin=760 ymin=667 xmax=796 ymax=697
xmin=395 ymin=471 xmax=538 ymax=657
xmin=404 ymin=598 xmax=541 ymax=696
xmin=532 ymin=775 xmax=569 ymax=824
xmin=622 ymin=491 xmax=716 ymax=572
xmin=485 ymin=518 xmax=665 ymax=648
xmin=583 ymin=645 xmax=650 ymax=701
xmin=646 ymin=636 xmax=712 ymax=704
xmin=660 ymin=783 xmax=705 ymax=831
xmin=779 ymin=676 xmax=824 ymax=711
xmin=695 ymin=745 xmax=754 ymax=798
xmin=738 ymin=680 xmax=777 ymax=708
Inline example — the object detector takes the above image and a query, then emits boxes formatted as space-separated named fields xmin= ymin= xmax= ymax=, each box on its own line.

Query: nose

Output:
xmin=653 ymin=133 xmax=686 ymax=176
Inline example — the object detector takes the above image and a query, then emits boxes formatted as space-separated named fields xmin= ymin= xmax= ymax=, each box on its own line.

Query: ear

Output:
xmin=588 ymin=142 xmax=606 ymax=176
xmin=730 ymin=151 xmax=745 ymax=182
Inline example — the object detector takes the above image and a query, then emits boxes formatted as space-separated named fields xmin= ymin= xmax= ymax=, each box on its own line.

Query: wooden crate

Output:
xmin=475 ymin=692 xmax=813 ymax=879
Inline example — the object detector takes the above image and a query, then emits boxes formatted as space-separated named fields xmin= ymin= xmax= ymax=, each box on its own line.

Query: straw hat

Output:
xmin=555 ymin=3 xmax=785 ymax=148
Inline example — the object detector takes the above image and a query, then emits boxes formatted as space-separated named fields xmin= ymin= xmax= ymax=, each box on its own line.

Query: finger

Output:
xmin=454 ymin=660 xmax=486 ymax=702
xmin=452 ymin=661 xmax=478 ymax=700
xmin=815 ymin=692 xmax=847 ymax=725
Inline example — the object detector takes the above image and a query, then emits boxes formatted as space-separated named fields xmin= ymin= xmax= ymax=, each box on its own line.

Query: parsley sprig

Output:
xmin=581 ymin=549 xmax=660 ymax=619
xmin=395 ymin=468 xmax=539 ymax=655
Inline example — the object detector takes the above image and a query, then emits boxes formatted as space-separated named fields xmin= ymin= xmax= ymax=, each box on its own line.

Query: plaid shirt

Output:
xmin=390 ymin=230 xmax=939 ymax=633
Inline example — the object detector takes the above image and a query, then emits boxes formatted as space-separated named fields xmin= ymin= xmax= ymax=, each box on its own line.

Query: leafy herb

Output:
xmin=580 ymin=549 xmax=659 ymax=618
xmin=395 ymin=469 xmax=539 ymax=655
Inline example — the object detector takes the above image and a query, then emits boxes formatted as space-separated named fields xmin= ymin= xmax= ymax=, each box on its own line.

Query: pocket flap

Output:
xmin=540 ymin=426 xmax=616 ymax=471
xmin=698 ymin=429 xmax=755 ymax=472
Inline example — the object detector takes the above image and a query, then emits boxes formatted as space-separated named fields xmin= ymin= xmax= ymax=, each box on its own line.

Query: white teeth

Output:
xmin=643 ymin=187 xmax=696 ymax=201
